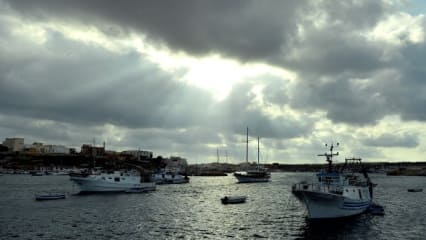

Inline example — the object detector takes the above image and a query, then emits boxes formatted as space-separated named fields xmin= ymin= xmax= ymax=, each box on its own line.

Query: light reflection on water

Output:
xmin=0 ymin=173 xmax=425 ymax=239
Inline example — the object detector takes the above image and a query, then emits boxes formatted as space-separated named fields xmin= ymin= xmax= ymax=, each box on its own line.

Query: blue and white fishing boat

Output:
xmin=292 ymin=143 xmax=374 ymax=219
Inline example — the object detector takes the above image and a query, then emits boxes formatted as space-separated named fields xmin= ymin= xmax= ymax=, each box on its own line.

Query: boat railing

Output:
xmin=292 ymin=182 xmax=343 ymax=195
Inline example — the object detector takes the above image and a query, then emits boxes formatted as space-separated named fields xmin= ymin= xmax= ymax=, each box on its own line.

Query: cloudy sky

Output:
xmin=1 ymin=0 xmax=426 ymax=164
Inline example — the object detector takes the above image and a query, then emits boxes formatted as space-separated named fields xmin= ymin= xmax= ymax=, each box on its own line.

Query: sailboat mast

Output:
xmin=246 ymin=127 xmax=249 ymax=163
xmin=92 ymin=138 xmax=96 ymax=169
xmin=257 ymin=136 xmax=260 ymax=165
xmin=217 ymin=148 xmax=219 ymax=163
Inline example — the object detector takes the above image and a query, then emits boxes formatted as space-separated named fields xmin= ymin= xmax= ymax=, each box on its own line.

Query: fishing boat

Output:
xmin=70 ymin=169 xmax=156 ymax=193
xmin=221 ymin=195 xmax=247 ymax=204
xmin=234 ymin=128 xmax=271 ymax=183
xmin=292 ymin=143 xmax=374 ymax=219
xmin=151 ymin=168 xmax=189 ymax=184
xmin=35 ymin=193 xmax=66 ymax=201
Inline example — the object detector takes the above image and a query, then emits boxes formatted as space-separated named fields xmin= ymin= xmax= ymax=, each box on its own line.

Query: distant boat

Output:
xmin=292 ymin=143 xmax=375 ymax=219
xmin=35 ymin=193 xmax=66 ymax=201
xmin=407 ymin=188 xmax=422 ymax=192
xmin=234 ymin=128 xmax=270 ymax=183
xmin=221 ymin=195 xmax=247 ymax=204
xmin=70 ymin=169 xmax=156 ymax=193
xmin=151 ymin=169 xmax=189 ymax=184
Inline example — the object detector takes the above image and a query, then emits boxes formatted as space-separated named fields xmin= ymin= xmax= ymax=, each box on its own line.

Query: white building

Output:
xmin=3 ymin=138 xmax=24 ymax=152
xmin=164 ymin=156 xmax=188 ymax=171
xmin=41 ymin=145 xmax=69 ymax=154
xmin=24 ymin=142 xmax=44 ymax=153
xmin=122 ymin=150 xmax=153 ymax=159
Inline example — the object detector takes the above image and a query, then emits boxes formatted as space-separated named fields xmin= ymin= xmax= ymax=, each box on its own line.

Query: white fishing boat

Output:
xmin=234 ymin=128 xmax=271 ymax=183
xmin=292 ymin=143 xmax=374 ymax=219
xmin=151 ymin=169 xmax=189 ymax=184
xmin=70 ymin=169 xmax=156 ymax=193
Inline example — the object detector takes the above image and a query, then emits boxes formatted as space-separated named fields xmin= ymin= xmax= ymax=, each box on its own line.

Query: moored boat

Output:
xmin=35 ymin=193 xmax=66 ymax=201
xmin=234 ymin=128 xmax=271 ymax=183
xmin=234 ymin=168 xmax=270 ymax=183
xmin=70 ymin=169 xmax=156 ymax=193
xmin=292 ymin=143 xmax=374 ymax=220
xmin=221 ymin=195 xmax=247 ymax=204
xmin=407 ymin=188 xmax=422 ymax=192
xmin=151 ymin=169 xmax=189 ymax=184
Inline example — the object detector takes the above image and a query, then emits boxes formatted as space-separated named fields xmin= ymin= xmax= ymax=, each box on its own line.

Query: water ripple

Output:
xmin=0 ymin=173 xmax=425 ymax=239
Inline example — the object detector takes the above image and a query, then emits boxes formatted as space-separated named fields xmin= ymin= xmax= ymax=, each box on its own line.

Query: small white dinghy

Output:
xmin=221 ymin=195 xmax=247 ymax=204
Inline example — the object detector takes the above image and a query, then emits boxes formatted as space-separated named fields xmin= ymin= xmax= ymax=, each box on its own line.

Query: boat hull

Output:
xmin=235 ymin=176 xmax=270 ymax=183
xmin=298 ymin=191 xmax=370 ymax=219
xmin=151 ymin=174 xmax=189 ymax=184
xmin=70 ymin=176 xmax=155 ymax=193
xmin=221 ymin=196 xmax=247 ymax=204
xmin=35 ymin=194 xmax=66 ymax=201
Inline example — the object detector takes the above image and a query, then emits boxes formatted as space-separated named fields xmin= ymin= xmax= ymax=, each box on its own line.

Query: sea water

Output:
xmin=0 ymin=173 xmax=424 ymax=239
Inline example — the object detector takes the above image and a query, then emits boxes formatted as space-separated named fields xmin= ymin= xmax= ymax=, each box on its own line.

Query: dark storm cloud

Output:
xmin=216 ymin=80 xmax=314 ymax=139
xmin=381 ymin=42 xmax=426 ymax=122
xmin=0 ymin=26 xmax=212 ymax=129
xmin=290 ymin=75 xmax=387 ymax=125
xmin=5 ymin=0 xmax=420 ymax=128
xmin=3 ymin=0 xmax=306 ymax=61
xmin=361 ymin=133 xmax=419 ymax=148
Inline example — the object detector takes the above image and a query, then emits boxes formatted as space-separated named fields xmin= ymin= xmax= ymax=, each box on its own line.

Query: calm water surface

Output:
xmin=0 ymin=173 xmax=425 ymax=239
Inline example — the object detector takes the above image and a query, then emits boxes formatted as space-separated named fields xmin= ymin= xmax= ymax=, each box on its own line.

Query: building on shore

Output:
xmin=121 ymin=150 xmax=153 ymax=160
xmin=163 ymin=156 xmax=188 ymax=172
xmin=81 ymin=144 xmax=105 ymax=157
xmin=2 ymin=138 xmax=24 ymax=152
xmin=41 ymin=144 xmax=70 ymax=154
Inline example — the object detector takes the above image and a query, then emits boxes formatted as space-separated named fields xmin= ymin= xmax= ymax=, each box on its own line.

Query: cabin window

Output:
xmin=102 ymin=177 xmax=105 ymax=180
xmin=345 ymin=189 xmax=348 ymax=192
xmin=122 ymin=178 xmax=125 ymax=180
xmin=358 ymin=189 xmax=362 ymax=199
xmin=114 ymin=177 xmax=120 ymax=182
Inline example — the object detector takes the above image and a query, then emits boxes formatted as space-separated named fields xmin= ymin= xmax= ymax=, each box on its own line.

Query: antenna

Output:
xmin=318 ymin=142 xmax=339 ymax=172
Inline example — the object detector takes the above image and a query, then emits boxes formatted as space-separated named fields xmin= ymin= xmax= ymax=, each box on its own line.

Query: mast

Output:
xmin=92 ymin=138 xmax=96 ymax=169
xmin=257 ymin=137 xmax=260 ymax=165
xmin=246 ymin=127 xmax=249 ymax=163
xmin=257 ymin=136 xmax=260 ymax=170
xmin=217 ymin=148 xmax=219 ymax=163
xmin=317 ymin=142 xmax=339 ymax=172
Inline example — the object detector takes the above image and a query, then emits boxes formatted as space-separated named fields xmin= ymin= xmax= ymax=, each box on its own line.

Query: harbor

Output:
xmin=0 ymin=172 xmax=425 ymax=239
xmin=2 ymin=1 xmax=426 ymax=239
